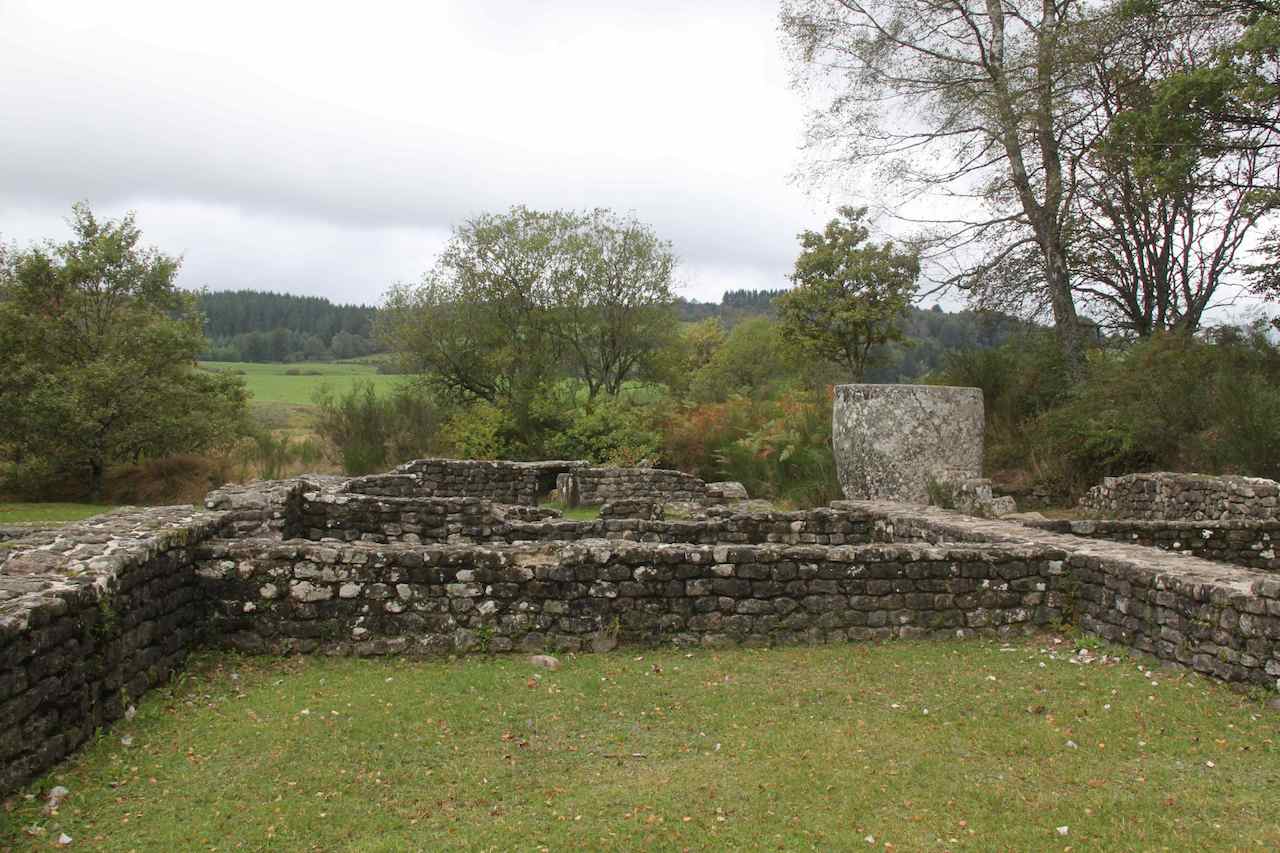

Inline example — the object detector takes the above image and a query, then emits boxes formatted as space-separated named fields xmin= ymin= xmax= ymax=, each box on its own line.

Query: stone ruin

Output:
xmin=1081 ymin=472 xmax=1280 ymax=522
xmin=831 ymin=383 xmax=1016 ymax=517
xmin=4 ymin=457 xmax=1280 ymax=795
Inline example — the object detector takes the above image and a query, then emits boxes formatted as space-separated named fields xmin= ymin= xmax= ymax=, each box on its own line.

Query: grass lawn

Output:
xmin=4 ymin=636 xmax=1277 ymax=850
xmin=0 ymin=503 xmax=112 ymax=524
xmin=199 ymin=361 xmax=406 ymax=407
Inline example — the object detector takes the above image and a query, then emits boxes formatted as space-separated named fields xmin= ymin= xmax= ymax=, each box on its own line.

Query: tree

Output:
xmin=547 ymin=210 xmax=679 ymax=398
xmin=689 ymin=317 xmax=800 ymax=402
xmin=380 ymin=207 xmax=678 ymax=441
xmin=776 ymin=207 xmax=920 ymax=381
xmin=1064 ymin=0 xmax=1279 ymax=335
xmin=0 ymin=204 xmax=248 ymax=499
xmin=780 ymin=0 xmax=1100 ymax=372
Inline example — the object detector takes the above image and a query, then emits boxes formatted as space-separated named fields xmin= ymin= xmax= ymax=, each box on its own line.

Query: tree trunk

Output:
xmin=88 ymin=457 xmax=105 ymax=503
xmin=1043 ymin=239 xmax=1086 ymax=375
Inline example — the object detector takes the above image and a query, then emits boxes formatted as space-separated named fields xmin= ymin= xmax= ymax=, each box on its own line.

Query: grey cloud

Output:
xmin=0 ymin=0 xmax=822 ymax=303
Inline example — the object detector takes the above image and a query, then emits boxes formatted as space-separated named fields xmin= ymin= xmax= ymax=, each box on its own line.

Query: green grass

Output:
xmin=199 ymin=361 xmax=405 ymax=407
xmin=0 ymin=503 xmax=112 ymax=523
xmin=5 ymin=637 xmax=1278 ymax=850
xmin=541 ymin=500 xmax=602 ymax=521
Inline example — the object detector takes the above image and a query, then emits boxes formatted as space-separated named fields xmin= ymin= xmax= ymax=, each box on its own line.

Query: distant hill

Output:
xmin=196 ymin=290 xmax=382 ymax=363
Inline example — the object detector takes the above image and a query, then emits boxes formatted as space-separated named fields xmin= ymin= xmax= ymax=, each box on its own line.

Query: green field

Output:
xmin=199 ymin=361 xmax=406 ymax=407
xmin=6 ymin=636 xmax=1278 ymax=850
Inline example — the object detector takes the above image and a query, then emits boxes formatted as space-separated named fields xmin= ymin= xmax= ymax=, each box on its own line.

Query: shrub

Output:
xmin=243 ymin=431 xmax=297 ymax=481
xmin=542 ymin=397 xmax=662 ymax=465
xmin=103 ymin=454 xmax=228 ymax=505
xmin=437 ymin=402 xmax=519 ymax=461
xmin=715 ymin=390 xmax=841 ymax=507
xmin=658 ymin=390 xmax=839 ymax=508
xmin=313 ymin=382 xmax=448 ymax=474
xmin=939 ymin=323 xmax=1280 ymax=493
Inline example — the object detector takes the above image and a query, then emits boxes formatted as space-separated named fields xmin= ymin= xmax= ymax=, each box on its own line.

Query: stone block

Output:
xmin=832 ymin=384 xmax=984 ymax=503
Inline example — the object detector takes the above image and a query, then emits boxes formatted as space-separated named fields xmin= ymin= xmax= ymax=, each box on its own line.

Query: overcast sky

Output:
xmin=0 ymin=0 xmax=852 ymax=306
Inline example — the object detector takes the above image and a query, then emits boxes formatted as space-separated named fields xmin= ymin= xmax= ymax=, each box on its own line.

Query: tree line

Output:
xmin=198 ymin=290 xmax=382 ymax=363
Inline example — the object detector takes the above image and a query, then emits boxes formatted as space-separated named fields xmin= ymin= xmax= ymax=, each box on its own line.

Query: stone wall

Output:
xmin=0 ymin=507 xmax=225 ymax=794
xmin=1025 ymin=519 xmax=1279 ymax=573
xmin=1081 ymin=472 xmax=1280 ymax=521
xmin=362 ymin=459 xmax=585 ymax=506
xmin=832 ymin=384 xmax=984 ymax=504
xmin=837 ymin=500 xmax=1280 ymax=689
xmin=341 ymin=459 xmax=718 ymax=511
xmin=204 ymin=476 xmax=345 ymax=538
xmin=569 ymin=467 xmax=709 ymax=506
xmin=195 ymin=537 xmax=1063 ymax=656
xmin=497 ymin=508 xmax=876 ymax=547
xmin=296 ymin=491 xmax=561 ymax=544
xmin=9 ymin=471 xmax=1280 ymax=798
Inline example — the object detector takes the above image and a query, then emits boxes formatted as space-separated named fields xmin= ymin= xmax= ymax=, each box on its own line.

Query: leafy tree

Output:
xmin=381 ymin=207 xmax=574 ymax=441
xmin=546 ymin=209 xmax=679 ymax=398
xmin=381 ymin=207 xmax=678 ymax=441
xmin=781 ymin=0 xmax=1099 ymax=372
xmin=0 ymin=204 xmax=248 ymax=499
xmin=1065 ymin=0 xmax=1279 ymax=335
xmin=776 ymin=207 xmax=920 ymax=381
xmin=689 ymin=317 xmax=799 ymax=402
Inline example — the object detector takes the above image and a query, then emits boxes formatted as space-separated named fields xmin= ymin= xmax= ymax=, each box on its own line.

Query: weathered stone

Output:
xmin=1081 ymin=472 xmax=1280 ymax=522
xmin=6 ymin=460 xmax=1280 ymax=805
xmin=832 ymin=384 xmax=984 ymax=503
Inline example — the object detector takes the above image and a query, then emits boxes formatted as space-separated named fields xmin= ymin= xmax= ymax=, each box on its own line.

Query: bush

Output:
xmin=313 ymin=382 xmax=448 ymax=474
xmin=542 ymin=397 xmax=663 ymax=465
xmin=659 ymin=390 xmax=839 ymax=508
xmin=436 ymin=402 xmax=519 ymax=461
xmin=935 ymin=323 xmax=1280 ymax=493
xmin=928 ymin=330 xmax=1071 ymax=475
xmin=103 ymin=454 xmax=230 ymax=505
xmin=1036 ymin=335 xmax=1215 ymax=489
xmin=0 ymin=457 xmax=88 ymax=502
xmin=714 ymin=390 xmax=841 ymax=507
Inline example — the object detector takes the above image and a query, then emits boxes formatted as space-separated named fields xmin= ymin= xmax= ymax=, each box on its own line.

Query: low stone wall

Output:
xmin=598 ymin=500 xmax=664 ymax=521
xmin=9 ymin=475 xmax=1280 ymax=799
xmin=196 ymin=537 xmax=1063 ymax=656
xmin=499 ymin=508 xmax=876 ymax=547
xmin=365 ymin=459 xmax=585 ymax=506
xmin=296 ymin=491 xmax=561 ymax=544
xmin=1082 ymin=472 xmax=1280 ymax=521
xmin=839 ymin=500 xmax=1280 ymax=689
xmin=204 ymin=476 xmax=345 ymax=538
xmin=1025 ymin=519 xmax=1279 ymax=573
xmin=570 ymin=467 xmax=709 ymax=506
xmin=0 ymin=507 xmax=226 ymax=794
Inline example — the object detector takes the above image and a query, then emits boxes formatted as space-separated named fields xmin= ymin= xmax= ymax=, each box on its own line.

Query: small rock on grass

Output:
xmin=43 ymin=786 xmax=70 ymax=815
xmin=529 ymin=654 xmax=561 ymax=671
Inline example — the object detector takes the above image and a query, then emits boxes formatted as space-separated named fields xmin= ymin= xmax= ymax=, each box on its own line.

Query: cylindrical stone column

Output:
xmin=832 ymin=384 xmax=984 ymax=503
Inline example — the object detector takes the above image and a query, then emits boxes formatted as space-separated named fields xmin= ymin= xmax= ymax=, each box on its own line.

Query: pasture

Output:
xmin=198 ymin=361 xmax=406 ymax=407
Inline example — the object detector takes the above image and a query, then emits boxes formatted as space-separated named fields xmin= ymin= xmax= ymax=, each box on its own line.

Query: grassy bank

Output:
xmin=5 ymin=636 xmax=1277 ymax=850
